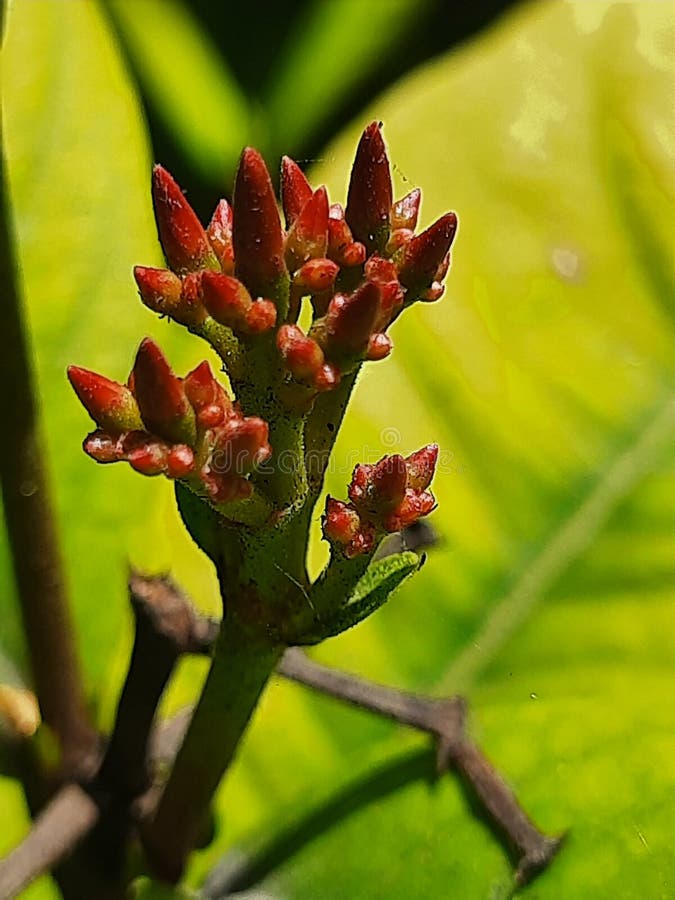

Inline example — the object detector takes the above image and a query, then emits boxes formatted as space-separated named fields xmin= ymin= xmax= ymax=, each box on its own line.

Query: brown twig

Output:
xmin=278 ymin=649 xmax=563 ymax=886
xmin=0 ymin=139 xmax=94 ymax=774
xmin=0 ymin=784 xmax=99 ymax=900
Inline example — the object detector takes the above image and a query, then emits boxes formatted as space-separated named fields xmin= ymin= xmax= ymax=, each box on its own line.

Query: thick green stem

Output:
xmin=143 ymin=613 xmax=282 ymax=882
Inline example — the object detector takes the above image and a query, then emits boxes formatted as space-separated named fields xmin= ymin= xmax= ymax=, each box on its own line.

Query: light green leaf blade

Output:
xmin=186 ymin=3 xmax=675 ymax=897
xmin=265 ymin=0 xmax=434 ymax=153
xmin=105 ymin=0 xmax=250 ymax=183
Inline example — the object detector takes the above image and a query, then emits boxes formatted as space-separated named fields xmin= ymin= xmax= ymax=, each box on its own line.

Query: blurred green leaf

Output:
xmin=265 ymin=0 xmax=434 ymax=154
xmin=187 ymin=2 xmax=675 ymax=896
xmin=105 ymin=0 xmax=251 ymax=184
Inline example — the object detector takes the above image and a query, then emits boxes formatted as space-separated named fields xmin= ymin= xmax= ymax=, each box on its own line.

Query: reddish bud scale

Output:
xmin=207 ymin=200 xmax=235 ymax=274
xmin=281 ymin=157 xmax=313 ymax=227
xmin=233 ymin=148 xmax=288 ymax=301
xmin=384 ymin=489 xmax=435 ymax=532
xmin=134 ymin=266 xmax=183 ymax=317
xmin=152 ymin=165 xmax=217 ymax=275
xmin=127 ymin=442 xmax=170 ymax=477
xmin=396 ymin=212 xmax=457 ymax=295
xmin=285 ymin=187 xmax=329 ymax=271
xmin=405 ymin=443 xmax=438 ymax=491
xmin=83 ymin=431 xmax=122 ymax=463
xmin=203 ymin=470 xmax=253 ymax=505
xmin=167 ymin=445 xmax=196 ymax=479
xmin=68 ymin=366 xmax=143 ymax=435
xmin=327 ymin=209 xmax=366 ymax=268
xmin=313 ymin=362 xmax=341 ymax=392
xmin=349 ymin=455 xmax=408 ymax=515
xmin=132 ymin=338 xmax=196 ymax=446
xmin=345 ymin=121 xmax=393 ymax=254
xmin=214 ymin=418 xmax=271 ymax=475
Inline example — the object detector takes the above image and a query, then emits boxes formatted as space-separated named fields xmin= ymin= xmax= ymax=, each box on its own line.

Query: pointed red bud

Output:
xmin=384 ymin=488 xmax=435 ymax=532
xmin=134 ymin=266 xmax=182 ymax=314
xmin=184 ymin=360 xmax=231 ymax=419
xmin=243 ymin=299 xmax=277 ymax=334
xmin=151 ymin=165 xmax=217 ymax=274
xmin=207 ymin=199 xmax=235 ymax=274
xmin=385 ymin=228 xmax=414 ymax=255
xmin=277 ymin=324 xmax=324 ymax=380
xmin=200 ymin=271 xmax=251 ymax=327
xmin=285 ymin=187 xmax=329 ymax=270
xmin=293 ymin=258 xmax=339 ymax=293
xmin=323 ymin=497 xmax=361 ymax=545
xmin=132 ymin=338 xmax=196 ymax=445
xmin=405 ymin=443 xmax=438 ymax=491
xmin=397 ymin=212 xmax=457 ymax=295
xmin=391 ymin=188 xmax=421 ymax=231
xmin=345 ymin=122 xmax=393 ymax=254
xmin=68 ymin=366 xmax=143 ymax=434
xmin=281 ymin=156 xmax=313 ymax=228
xmin=366 ymin=333 xmax=393 ymax=361
xmin=325 ymin=282 xmax=380 ymax=356
xmin=349 ymin=455 xmax=408 ymax=515
xmin=233 ymin=148 xmax=288 ymax=300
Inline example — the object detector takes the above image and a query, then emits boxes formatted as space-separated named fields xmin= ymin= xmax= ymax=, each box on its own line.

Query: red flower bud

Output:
xmin=127 ymin=441 xmax=170 ymax=477
xmin=203 ymin=471 xmax=253 ymax=505
xmin=233 ymin=147 xmax=288 ymax=301
xmin=151 ymin=165 xmax=218 ymax=275
xmin=396 ymin=212 xmax=457 ymax=296
xmin=200 ymin=271 xmax=251 ymax=327
xmin=384 ymin=488 xmax=435 ymax=532
xmin=68 ymin=366 xmax=142 ymax=434
xmin=243 ymin=299 xmax=277 ymax=335
xmin=313 ymin=362 xmax=341 ymax=392
xmin=349 ymin=454 xmax=408 ymax=515
xmin=293 ymin=258 xmax=339 ymax=293
xmin=167 ymin=445 xmax=196 ymax=479
xmin=213 ymin=417 xmax=271 ymax=474
xmin=132 ymin=338 xmax=196 ymax=445
xmin=391 ymin=188 xmax=421 ymax=231
xmin=277 ymin=324 xmax=324 ymax=380
xmin=83 ymin=430 xmax=122 ymax=463
xmin=323 ymin=497 xmax=361 ymax=545
xmin=207 ymin=199 xmax=235 ymax=274
xmin=405 ymin=443 xmax=438 ymax=491
xmin=184 ymin=360 xmax=231 ymax=418
xmin=134 ymin=266 xmax=182 ymax=314
xmin=366 ymin=333 xmax=392 ymax=361
xmin=280 ymin=156 xmax=313 ymax=228
xmin=345 ymin=121 xmax=393 ymax=254
xmin=327 ymin=205 xmax=366 ymax=268
xmin=325 ymin=282 xmax=380 ymax=357
xmin=285 ymin=186 xmax=329 ymax=271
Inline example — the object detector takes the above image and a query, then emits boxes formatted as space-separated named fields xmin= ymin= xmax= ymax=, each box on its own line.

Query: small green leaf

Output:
xmin=302 ymin=550 xmax=422 ymax=643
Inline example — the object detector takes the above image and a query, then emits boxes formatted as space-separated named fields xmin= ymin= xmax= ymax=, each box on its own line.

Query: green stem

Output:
xmin=143 ymin=613 xmax=282 ymax=882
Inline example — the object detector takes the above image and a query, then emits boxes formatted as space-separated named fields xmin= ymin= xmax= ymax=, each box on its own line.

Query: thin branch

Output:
xmin=0 ymin=784 xmax=99 ymax=900
xmin=277 ymin=649 xmax=563 ymax=886
xmin=0 ymin=138 xmax=94 ymax=772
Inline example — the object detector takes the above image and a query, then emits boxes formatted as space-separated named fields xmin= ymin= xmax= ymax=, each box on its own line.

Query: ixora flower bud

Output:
xmin=67 ymin=366 xmax=143 ymax=434
xmin=345 ymin=121 xmax=393 ymax=254
xmin=132 ymin=338 xmax=196 ymax=446
xmin=324 ymin=282 xmax=380 ymax=357
xmin=277 ymin=324 xmax=324 ymax=381
xmin=395 ymin=212 xmax=458 ymax=297
xmin=281 ymin=156 xmax=313 ymax=227
xmin=391 ymin=188 xmax=421 ymax=232
xmin=233 ymin=148 xmax=288 ymax=302
xmin=323 ymin=445 xmax=439 ymax=557
xmin=207 ymin=199 xmax=235 ymax=274
xmin=134 ymin=266 xmax=207 ymax=328
xmin=152 ymin=165 xmax=218 ymax=275
xmin=285 ymin=187 xmax=329 ymax=271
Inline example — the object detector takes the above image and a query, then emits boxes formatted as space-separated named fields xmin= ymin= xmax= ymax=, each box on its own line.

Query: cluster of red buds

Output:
xmin=323 ymin=444 xmax=438 ymax=557
xmin=68 ymin=338 xmax=270 ymax=505
xmin=129 ymin=121 xmax=455 ymax=396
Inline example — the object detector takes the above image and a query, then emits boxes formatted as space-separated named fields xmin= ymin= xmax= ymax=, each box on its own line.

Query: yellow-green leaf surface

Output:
xmin=1 ymin=1 xmax=674 ymax=899
xmin=193 ymin=3 xmax=675 ymax=898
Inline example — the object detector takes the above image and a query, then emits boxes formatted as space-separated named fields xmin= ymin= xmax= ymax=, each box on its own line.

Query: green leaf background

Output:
xmin=1 ymin=1 xmax=674 ymax=897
